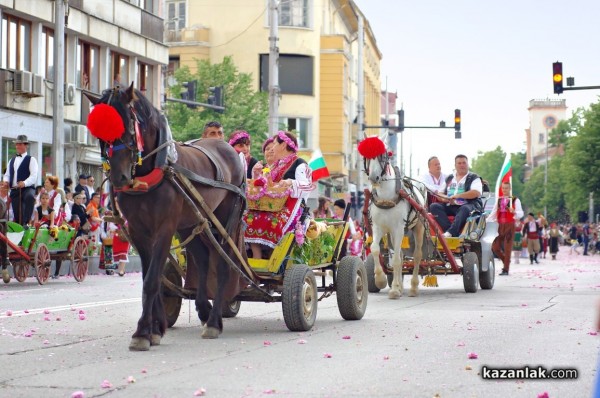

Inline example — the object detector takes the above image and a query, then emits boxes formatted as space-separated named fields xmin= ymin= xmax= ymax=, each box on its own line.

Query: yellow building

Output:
xmin=166 ymin=0 xmax=381 ymax=192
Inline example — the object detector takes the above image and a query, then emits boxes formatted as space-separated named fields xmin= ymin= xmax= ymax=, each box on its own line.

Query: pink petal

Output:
xmin=535 ymin=320 xmax=542 ymax=324
xmin=5 ymin=310 xmax=12 ymax=316
xmin=193 ymin=388 xmax=207 ymax=396
xmin=297 ymin=339 xmax=306 ymax=344
xmin=263 ymin=389 xmax=276 ymax=394
xmin=537 ymin=393 xmax=549 ymax=398
xmin=263 ymin=340 xmax=272 ymax=346
xmin=79 ymin=314 xmax=86 ymax=320
xmin=521 ymin=304 xmax=528 ymax=307
xmin=23 ymin=331 xmax=33 ymax=337
xmin=43 ymin=316 xmax=51 ymax=321
xmin=141 ymin=368 xmax=148 ymax=374
xmin=100 ymin=380 xmax=112 ymax=389
xmin=44 ymin=309 xmax=50 ymax=314
xmin=55 ymin=316 xmax=61 ymax=321
xmin=414 ymin=335 xmax=419 ymax=339
xmin=342 ymin=335 xmax=351 ymax=340
xmin=43 ymin=340 xmax=49 ymax=345
xmin=467 ymin=352 xmax=478 ymax=359
xmin=71 ymin=391 xmax=85 ymax=398
xmin=78 ymin=309 xmax=85 ymax=314
xmin=456 ymin=342 xmax=465 ymax=347
xmin=23 ymin=309 xmax=29 ymax=313
xmin=127 ymin=376 xmax=135 ymax=383
xmin=588 ymin=331 xmax=598 ymax=336
xmin=323 ymin=353 xmax=332 ymax=358
xmin=383 ymin=355 xmax=390 ymax=360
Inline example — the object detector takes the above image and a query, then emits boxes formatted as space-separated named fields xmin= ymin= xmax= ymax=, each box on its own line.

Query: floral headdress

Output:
xmin=277 ymin=131 xmax=298 ymax=152
xmin=228 ymin=130 xmax=250 ymax=146
xmin=262 ymin=136 xmax=275 ymax=153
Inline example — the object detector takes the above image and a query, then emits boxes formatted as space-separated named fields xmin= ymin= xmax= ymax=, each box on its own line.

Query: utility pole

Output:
xmin=544 ymin=128 xmax=548 ymax=219
xmin=52 ymin=0 xmax=66 ymax=182
xmin=589 ymin=192 xmax=594 ymax=223
xmin=356 ymin=14 xmax=365 ymax=205
xmin=268 ymin=0 xmax=280 ymax=136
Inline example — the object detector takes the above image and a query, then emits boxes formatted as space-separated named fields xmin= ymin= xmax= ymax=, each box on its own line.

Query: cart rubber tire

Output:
xmin=336 ymin=256 xmax=368 ymax=321
xmin=222 ymin=300 xmax=241 ymax=318
xmin=162 ymin=262 xmax=183 ymax=328
xmin=462 ymin=252 xmax=479 ymax=293
xmin=365 ymin=254 xmax=380 ymax=293
xmin=479 ymin=257 xmax=495 ymax=290
xmin=2 ymin=268 xmax=10 ymax=283
xmin=14 ymin=262 xmax=29 ymax=283
xmin=70 ymin=237 xmax=89 ymax=282
xmin=35 ymin=243 xmax=51 ymax=285
xmin=282 ymin=264 xmax=317 ymax=332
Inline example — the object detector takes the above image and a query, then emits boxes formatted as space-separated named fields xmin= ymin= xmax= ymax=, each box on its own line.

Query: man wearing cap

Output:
xmin=2 ymin=135 xmax=39 ymax=225
xmin=75 ymin=174 xmax=90 ymax=204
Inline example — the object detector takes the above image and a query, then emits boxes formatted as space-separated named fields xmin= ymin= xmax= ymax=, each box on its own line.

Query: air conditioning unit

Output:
xmin=64 ymin=83 xmax=76 ymax=105
xmin=32 ymin=74 xmax=44 ymax=97
xmin=71 ymin=125 xmax=88 ymax=145
xmin=87 ymin=134 xmax=99 ymax=148
xmin=13 ymin=71 xmax=33 ymax=94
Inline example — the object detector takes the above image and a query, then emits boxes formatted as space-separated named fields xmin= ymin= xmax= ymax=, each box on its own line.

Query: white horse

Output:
xmin=364 ymin=145 xmax=427 ymax=298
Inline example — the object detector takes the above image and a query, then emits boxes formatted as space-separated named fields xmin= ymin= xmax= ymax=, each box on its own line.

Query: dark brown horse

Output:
xmin=85 ymin=84 xmax=246 ymax=350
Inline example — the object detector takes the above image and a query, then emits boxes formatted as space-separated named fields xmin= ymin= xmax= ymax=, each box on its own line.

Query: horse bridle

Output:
xmin=100 ymin=88 xmax=144 ymax=178
xmin=364 ymin=153 xmax=392 ymax=182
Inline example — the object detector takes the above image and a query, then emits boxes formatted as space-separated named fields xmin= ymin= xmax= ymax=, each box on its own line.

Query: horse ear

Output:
xmin=83 ymin=91 xmax=101 ymax=105
xmin=125 ymin=82 xmax=138 ymax=102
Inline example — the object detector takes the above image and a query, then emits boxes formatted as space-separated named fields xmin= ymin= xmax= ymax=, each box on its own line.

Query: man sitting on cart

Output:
xmin=430 ymin=154 xmax=483 ymax=238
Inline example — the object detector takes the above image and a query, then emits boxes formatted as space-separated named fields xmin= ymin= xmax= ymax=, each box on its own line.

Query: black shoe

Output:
xmin=51 ymin=275 xmax=59 ymax=279
xmin=499 ymin=270 xmax=509 ymax=276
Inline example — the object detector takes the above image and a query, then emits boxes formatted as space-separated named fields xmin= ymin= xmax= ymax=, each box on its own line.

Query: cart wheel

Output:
xmin=479 ymin=256 xmax=495 ymax=290
xmin=364 ymin=254 xmax=380 ymax=293
xmin=222 ymin=300 xmax=241 ymax=318
xmin=162 ymin=261 xmax=183 ymax=328
xmin=462 ymin=252 xmax=479 ymax=293
xmin=2 ymin=268 xmax=10 ymax=283
xmin=35 ymin=244 xmax=51 ymax=285
xmin=14 ymin=262 xmax=29 ymax=283
xmin=336 ymin=256 xmax=368 ymax=321
xmin=282 ymin=264 xmax=317 ymax=332
xmin=71 ymin=237 xmax=89 ymax=282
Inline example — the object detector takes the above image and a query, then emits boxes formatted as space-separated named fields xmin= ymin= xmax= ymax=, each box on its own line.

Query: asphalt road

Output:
xmin=1 ymin=250 xmax=599 ymax=398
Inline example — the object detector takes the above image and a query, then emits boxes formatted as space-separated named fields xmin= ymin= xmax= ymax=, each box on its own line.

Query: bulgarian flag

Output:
xmin=309 ymin=148 xmax=330 ymax=181
xmin=495 ymin=153 xmax=512 ymax=197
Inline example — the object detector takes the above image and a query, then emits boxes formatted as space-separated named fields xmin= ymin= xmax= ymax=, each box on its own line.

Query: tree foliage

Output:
xmin=165 ymin=56 xmax=269 ymax=156
xmin=470 ymin=147 xmax=526 ymax=198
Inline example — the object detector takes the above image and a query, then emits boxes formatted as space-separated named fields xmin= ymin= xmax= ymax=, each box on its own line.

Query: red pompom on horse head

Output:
xmin=86 ymin=104 xmax=125 ymax=143
xmin=357 ymin=136 xmax=386 ymax=159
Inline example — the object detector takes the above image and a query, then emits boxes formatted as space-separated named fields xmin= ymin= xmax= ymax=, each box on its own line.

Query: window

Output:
xmin=260 ymin=54 xmax=313 ymax=96
xmin=41 ymin=27 xmax=54 ymax=79
xmin=166 ymin=1 xmax=186 ymax=30
xmin=110 ymin=52 xmax=129 ymax=86
xmin=137 ymin=61 xmax=153 ymax=99
xmin=1 ymin=14 xmax=32 ymax=71
xmin=279 ymin=0 xmax=309 ymax=28
xmin=538 ymin=133 xmax=544 ymax=144
xmin=279 ymin=117 xmax=310 ymax=150
xmin=77 ymin=40 xmax=100 ymax=92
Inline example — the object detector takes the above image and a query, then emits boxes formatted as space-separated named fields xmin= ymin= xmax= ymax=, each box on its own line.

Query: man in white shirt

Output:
xmin=2 ymin=135 xmax=38 ymax=225
xmin=419 ymin=156 xmax=448 ymax=207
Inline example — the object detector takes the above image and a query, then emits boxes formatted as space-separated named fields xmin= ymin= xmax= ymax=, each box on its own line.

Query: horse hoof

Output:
xmin=129 ymin=337 xmax=151 ymax=351
xmin=408 ymin=290 xmax=418 ymax=297
xmin=201 ymin=326 xmax=221 ymax=339
xmin=2 ymin=269 xmax=10 ymax=284
xmin=388 ymin=290 xmax=401 ymax=299
xmin=374 ymin=274 xmax=387 ymax=290
xmin=150 ymin=334 xmax=161 ymax=346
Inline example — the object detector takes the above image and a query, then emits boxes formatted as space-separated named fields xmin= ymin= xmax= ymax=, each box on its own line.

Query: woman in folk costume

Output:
xmin=244 ymin=131 xmax=314 ymax=259
xmin=228 ymin=130 xmax=259 ymax=179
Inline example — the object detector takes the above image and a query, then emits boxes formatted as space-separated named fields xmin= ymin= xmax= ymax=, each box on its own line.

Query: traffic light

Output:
xmin=208 ymin=86 xmax=224 ymax=113
xmin=454 ymin=109 xmax=461 ymax=139
xmin=397 ymin=109 xmax=405 ymax=132
xmin=553 ymin=62 xmax=563 ymax=94
xmin=181 ymin=80 xmax=197 ymax=103
xmin=357 ymin=191 xmax=364 ymax=207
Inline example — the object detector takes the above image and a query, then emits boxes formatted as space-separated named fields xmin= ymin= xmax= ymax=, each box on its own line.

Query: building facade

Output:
xmin=165 ymin=0 xmax=381 ymax=194
xmin=526 ymin=98 xmax=567 ymax=169
xmin=0 ymin=0 xmax=168 ymax=186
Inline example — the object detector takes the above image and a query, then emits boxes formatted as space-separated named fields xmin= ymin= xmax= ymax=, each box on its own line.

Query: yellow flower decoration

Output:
xmin=262 ymin=167 xmax=271 ymax=173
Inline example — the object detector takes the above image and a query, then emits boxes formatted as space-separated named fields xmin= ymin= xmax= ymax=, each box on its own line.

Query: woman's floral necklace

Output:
xmin=270 ymin=152 xmax=297 ymax=182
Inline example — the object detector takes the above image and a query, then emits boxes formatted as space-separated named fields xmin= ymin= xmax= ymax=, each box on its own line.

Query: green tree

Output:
xmin=470 ymin=147 xmax=525 ymax=197
xmin=165 ymin=56 xmax=269 ymax=156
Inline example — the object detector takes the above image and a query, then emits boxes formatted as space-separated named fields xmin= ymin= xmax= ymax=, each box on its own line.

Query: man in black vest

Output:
xmin=430 ymin=154 xmax=483 ymax=237
xmin=2 ymin=135 xmax=39 ymax=226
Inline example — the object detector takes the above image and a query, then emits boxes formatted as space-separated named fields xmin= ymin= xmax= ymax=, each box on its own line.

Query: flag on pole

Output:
xmin=309 ymin=148 xmax=330 ymax=181
xmin=495 ymin=153 xmax=512 ymax=197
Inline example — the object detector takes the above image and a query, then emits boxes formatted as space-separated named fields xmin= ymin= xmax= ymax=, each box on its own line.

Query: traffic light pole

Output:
xmin=561 ymin=85 xmax=600 ymax=91
xmin=165 ymin=97 xmax=225 ymax=112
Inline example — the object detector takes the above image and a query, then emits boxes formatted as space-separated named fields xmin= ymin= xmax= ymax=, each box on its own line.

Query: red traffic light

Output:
xmin=553 ymin=62 xmax=563 ymax=94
